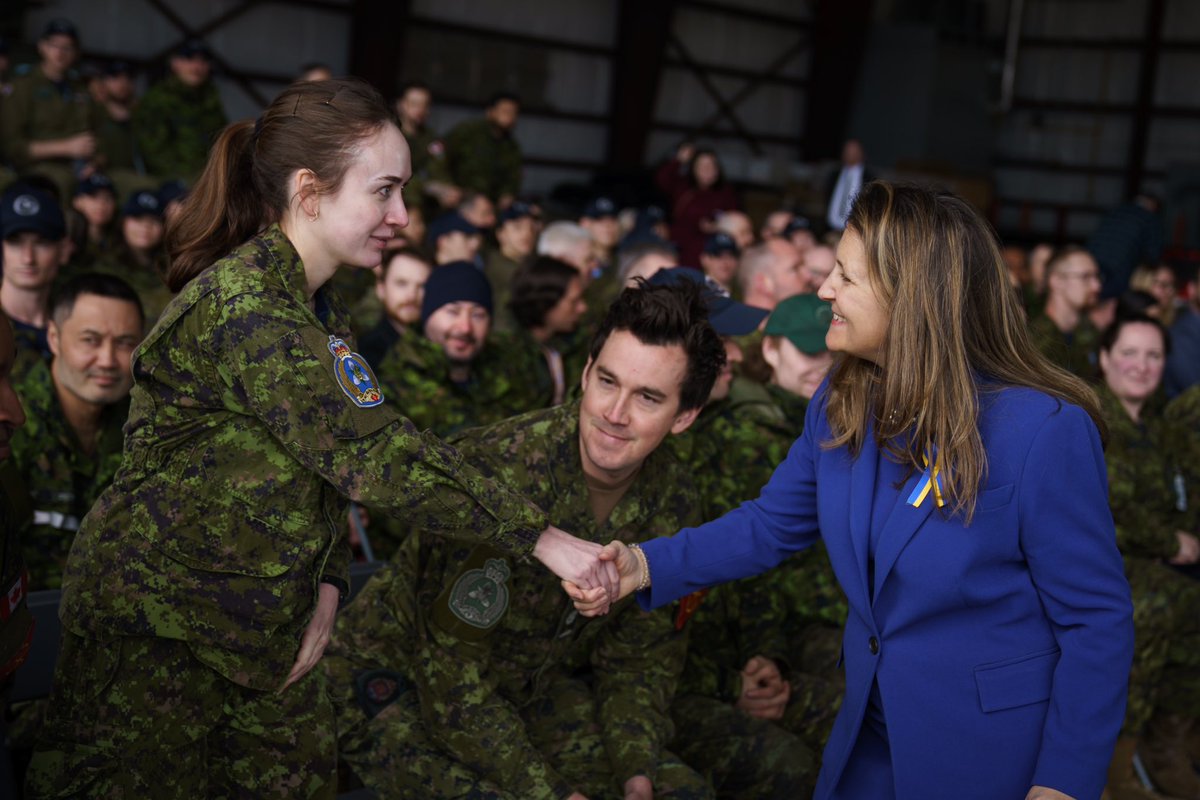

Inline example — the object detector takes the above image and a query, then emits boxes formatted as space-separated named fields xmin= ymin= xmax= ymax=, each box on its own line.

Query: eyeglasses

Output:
xmin=1058 ymin=271 xmax=1103 ymax=283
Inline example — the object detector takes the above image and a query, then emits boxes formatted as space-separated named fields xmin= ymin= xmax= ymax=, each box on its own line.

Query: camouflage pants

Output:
xmin=1123 ymin=558 xmax=1200 ymax=735
xmin=669 ymin=695 xmax=814 ymax=799
xmin=25 ymin=632 xmax=336 ymax=799
xmin=335 ymin=671 xmax=713 ymax=799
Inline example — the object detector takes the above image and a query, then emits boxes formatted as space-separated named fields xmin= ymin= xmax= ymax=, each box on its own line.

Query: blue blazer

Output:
xmin=641 ymin=385 xmax=1133 ymax=800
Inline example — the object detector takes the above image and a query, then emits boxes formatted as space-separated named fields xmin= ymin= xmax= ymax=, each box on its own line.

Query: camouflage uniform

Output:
xmin=1028 ymin=313 xmax=1099 ymax=381
xmin=324 ymin=402 xmax=712 ymax=799
xmin=404 ymin=123 xmax=445 ymax=214
xmin=1166 ymin=385 xmax=1200 ymax=518
xmin=667 ymin=381 xmax=846 ymax=791
xmin=0 ymin=460 xmax=35 ymax=697
xmin=0 ymin=64 xmax=100 ymax=197
xmin=25 ymin=225 xmax=548 ymax=798
xmin=373 ymin=328 xmax=552 ymax=439
xmin=436 ymin=117 xmax=522 ymax=203
xmin=133 ymin=75 xmax=226 ymax=181
xmin=9 ymin=358 xmax=126 ymax=589
xmin=484 ymin=246 xmax=522 ymax=334
xmin=1099 ymin=385 xmax=1200 ymax=734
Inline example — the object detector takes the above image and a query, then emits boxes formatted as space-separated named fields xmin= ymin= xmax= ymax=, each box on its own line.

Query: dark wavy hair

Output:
xmin=588 ymin=279 xmax=726 ymax=411
xmin=509 ymin=256 xmax=578 ymax=329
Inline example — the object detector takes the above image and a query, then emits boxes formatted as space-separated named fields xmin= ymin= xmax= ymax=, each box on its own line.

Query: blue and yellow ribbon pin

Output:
xmin=906 ymin=449 xmax=945 ymax=508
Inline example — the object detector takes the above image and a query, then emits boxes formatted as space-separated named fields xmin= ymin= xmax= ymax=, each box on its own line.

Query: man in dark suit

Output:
xmin=825 ymin=138 xmax=873 ymax=232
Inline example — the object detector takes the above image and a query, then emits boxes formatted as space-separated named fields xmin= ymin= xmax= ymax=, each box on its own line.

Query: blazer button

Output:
xmin=868 ymin=636 xmax=880 ymax=655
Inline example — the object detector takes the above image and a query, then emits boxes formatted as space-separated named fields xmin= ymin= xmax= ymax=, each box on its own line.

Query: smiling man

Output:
xmin=373 ymin=260 xmax=549 ymax=438
xmin=0 ymin=185 xmax=70 ymax=367
xmin=10 ymin=273 xmax=143 ymax=589
xmin=324 ymin=280 xmax=725 ymax=800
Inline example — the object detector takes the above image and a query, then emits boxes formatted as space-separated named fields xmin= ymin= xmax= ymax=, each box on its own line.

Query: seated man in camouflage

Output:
xmin=10 ymin=272 xmax=143 ymax=589
xmin=1029 ymin=245 xmax=1103 ymax=380
xmin=324 ymin=281 xmax=725 ymax=800
xmin=373 ymin=260 xmax=551 ymax=438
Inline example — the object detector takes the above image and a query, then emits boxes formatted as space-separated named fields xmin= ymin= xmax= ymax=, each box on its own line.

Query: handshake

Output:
xmin=532 ymin=526 xmax=649 ymax=616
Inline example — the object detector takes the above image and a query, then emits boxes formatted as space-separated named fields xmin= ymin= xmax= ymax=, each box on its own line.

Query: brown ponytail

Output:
xmin=165 ymin=77 xmax=397 ymax=292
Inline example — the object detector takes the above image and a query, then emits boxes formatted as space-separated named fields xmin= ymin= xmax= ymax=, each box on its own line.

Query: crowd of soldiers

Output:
xmin=0 ymin=16 xmax=1199 ymax=800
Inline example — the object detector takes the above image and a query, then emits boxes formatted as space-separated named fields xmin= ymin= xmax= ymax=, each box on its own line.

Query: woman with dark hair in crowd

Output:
xmin=509 ymin=255 xmax=589 ymax=405
xmin=25 ymin=77 xmax=614 ymax=798
xmin=569 ymin=181 xmax=1134 ymax=800
xmin=1095 ymin=312 xmax=1200 ymax=800
xmin=655 ymin=142 xmax=740 ymax=267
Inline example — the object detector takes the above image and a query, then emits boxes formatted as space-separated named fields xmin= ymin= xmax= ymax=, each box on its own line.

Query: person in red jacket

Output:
xmin=655 ymin=142 xmax=740 ymax=267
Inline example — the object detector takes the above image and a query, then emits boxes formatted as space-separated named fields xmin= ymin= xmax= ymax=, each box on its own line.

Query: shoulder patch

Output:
xmin=448 ymin=558 xmax=510 ymax=629
xmin=327 ymin=336 xmax=384 ymax=407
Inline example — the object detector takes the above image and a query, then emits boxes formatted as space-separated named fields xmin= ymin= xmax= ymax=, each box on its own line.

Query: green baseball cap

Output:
xmin=763 ymin=294 xmax=832 ymax=355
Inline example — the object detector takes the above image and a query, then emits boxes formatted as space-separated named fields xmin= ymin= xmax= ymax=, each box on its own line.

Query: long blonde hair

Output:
xmin=824 ymin=182 xmax=1105 ymax=521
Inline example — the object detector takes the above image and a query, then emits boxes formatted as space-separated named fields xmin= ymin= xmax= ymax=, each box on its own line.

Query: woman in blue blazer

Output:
xmin=569 ymin=182 xmax=1134 ymax=800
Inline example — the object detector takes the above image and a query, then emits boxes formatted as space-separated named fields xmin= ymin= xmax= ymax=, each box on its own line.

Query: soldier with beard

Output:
xmin=373 ymin=261 xmax=549 ymax=438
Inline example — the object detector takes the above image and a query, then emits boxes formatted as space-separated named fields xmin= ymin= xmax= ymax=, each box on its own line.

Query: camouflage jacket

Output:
xmin=10 ymin=358 xmax=127 ymax=589
xmin=403 ymin=124 xmax=444 ymax=206
xmin=59 ymin=225 xmax=547 ymax=691
xmin=326 ymin=402 xmax=700 ymax=799
xmin=1029 ymin=313 xmax=1099 ymax=382
xmin=483 ymin=247 xmax=522 ymax=334
xmin=0 ymin=460 xmax=34 ymax=682
xmin=1165 ymin=385 xmax=1200 ymax=518
xmin=133 ymin=75 xmax=226 ymax=181
xmin=373 ymin=328 xmax=551 ymax=439
xmin=1099 ymin=385 xmax=1193 ymax=561
xmin=0 ymin=65 xmax=98 ymax=168
xmin=436 ymin=117 xmax=522 ymax=202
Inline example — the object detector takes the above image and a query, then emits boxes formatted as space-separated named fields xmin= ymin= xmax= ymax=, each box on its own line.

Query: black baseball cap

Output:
xmin=648 ymin=267 xmax=768 ymax=336
xmin=1 ymin=186 xmax=66 ymax=240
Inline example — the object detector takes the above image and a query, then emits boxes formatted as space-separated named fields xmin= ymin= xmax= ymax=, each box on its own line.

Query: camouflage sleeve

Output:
xmin=215 ymin=294 xmax=548 ymax=556
xmin=726 ymin=570 xmax=793 ymax=671
xmin=415 ymin=610 xmax=574 ymax=800
xmin=0 ymin=79 xmax=33 ymax=165
xmin=497 ymin=138 xmax=522 ymax=201
xmin=443 ymin=124 xmax=489 ymax=196
xmin=591 ymin=603 xmax=687 ymax=786
xmin=1107 ymin=450 xmax=1180 ymax=560
xmin=133 ymin=86 xmax=175 ymax=178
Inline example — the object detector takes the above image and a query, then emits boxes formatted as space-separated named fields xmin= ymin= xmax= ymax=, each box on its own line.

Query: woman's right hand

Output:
xmin=1169 ymin=531 xmax=1200 ymax=565
xmin=562 ymin=540 xmax=641 ymax=616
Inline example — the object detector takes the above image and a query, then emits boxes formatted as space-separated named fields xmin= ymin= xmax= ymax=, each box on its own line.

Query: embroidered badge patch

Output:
xmin=448 ymin=558 xmax=511 ymax=629
xmin=327 ymin=336 xmax=384 ymax=408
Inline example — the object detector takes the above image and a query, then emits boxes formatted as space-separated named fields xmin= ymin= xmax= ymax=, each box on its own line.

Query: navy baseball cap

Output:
xmin=157 ymin=179 xmax=189 ymax=207
xmin=648 ymin=267 xmax=768 ymax=336
xmin=703 ymin=232 xmax=740 ymax=257
xmin=75 ymin=173 xmax=116 ymax=197
xmin=122 ymin=190 xmax=163 ymax=219
xmin=426 ymin=212 xmax=480 ymax=244
xmin=1 ymin=186 xmax=66 ymax=240
xmin=784 ymin=216 xmax=813 ymax=237
xmin=581 ymin=196 xmax=617 ymax=220
xmin=498 ymin=201 xmax=535 ymax=226
xmin=421 ymin=261 xmax=493 ymax=325
xmin=176 ymin=39 xmax=211 ymax=59
xmin=41 ymin=18 xmax=79 ymax=42
xmin=104 ymin=60 xmax=134 ymax=77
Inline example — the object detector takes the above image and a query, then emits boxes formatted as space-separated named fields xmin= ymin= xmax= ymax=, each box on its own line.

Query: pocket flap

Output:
xmin=974 ymin=646 xmax=1059 ymax=712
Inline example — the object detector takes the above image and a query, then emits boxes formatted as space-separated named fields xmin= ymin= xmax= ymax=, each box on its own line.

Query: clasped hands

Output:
xmin=533 ymin=527 xmax=642 ymax=615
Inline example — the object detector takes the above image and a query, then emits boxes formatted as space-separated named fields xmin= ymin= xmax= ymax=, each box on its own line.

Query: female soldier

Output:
xmin=26 ymin=78 xmax=612 ymax=799
xmin=1096 ymin=313 xmax=1200 ymax=799
xmin=569 ymin=182 xmax=1134 ymax=800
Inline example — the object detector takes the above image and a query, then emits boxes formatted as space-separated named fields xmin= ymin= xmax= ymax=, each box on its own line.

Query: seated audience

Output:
xmin=509 ymin=256 xmax=589 ymax=405
xmin=356 ymin=246 xmax=432 ymax=368
xmin=1 ymin=184 xmax=69 ymax=366
xmin=700 ymin=232 xmax=740 ymax=294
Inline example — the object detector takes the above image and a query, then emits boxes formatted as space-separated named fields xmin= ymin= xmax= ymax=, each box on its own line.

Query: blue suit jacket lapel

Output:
xmin=871 ymin=464 xmax=938 ymax=602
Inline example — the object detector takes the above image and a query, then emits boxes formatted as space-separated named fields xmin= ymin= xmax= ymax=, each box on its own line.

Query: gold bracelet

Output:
xmin=629 ymin=543 xmax=651 ymax=591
